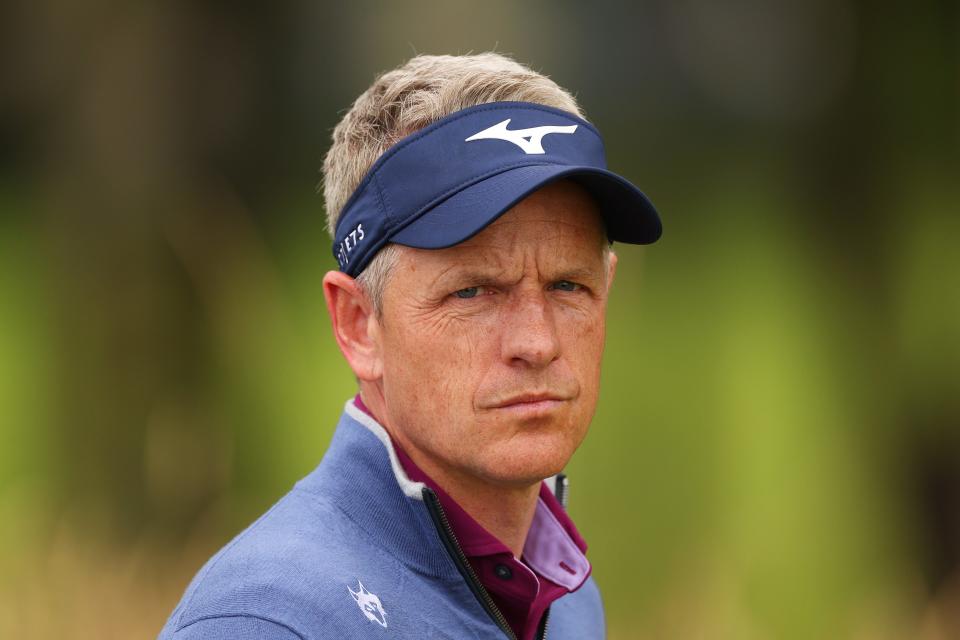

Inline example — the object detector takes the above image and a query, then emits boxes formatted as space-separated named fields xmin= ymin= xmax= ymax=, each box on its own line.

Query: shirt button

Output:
xmin=494 ymin=564 xmax=513 ymax=580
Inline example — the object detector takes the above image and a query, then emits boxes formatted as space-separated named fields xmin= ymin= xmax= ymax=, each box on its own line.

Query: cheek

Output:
xmin=380 ymin=312 xmax=494 ymax=419
xmin=557 ymin=307 xmax=607 ymax=437
xmin=565 ymin=310 xmax=606 ymax=438
xmin=560 ymin=305 xmax=607 ymax=377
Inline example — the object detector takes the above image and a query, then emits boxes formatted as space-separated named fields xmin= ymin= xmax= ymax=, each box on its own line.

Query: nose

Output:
xmin=499 ymin=288 xmax=561 ymax=368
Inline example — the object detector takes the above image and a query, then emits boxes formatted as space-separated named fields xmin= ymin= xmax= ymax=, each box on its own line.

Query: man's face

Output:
xmin=373 ymin=179 xmax=616 ymax=488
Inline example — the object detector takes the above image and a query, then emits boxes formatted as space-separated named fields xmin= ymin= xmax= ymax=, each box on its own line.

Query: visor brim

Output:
xmin=389 ymin=164 xmax=662 ymax=250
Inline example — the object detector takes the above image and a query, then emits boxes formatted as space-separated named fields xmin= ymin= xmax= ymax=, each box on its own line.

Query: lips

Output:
xmin=483 ymin=391 xmax=573 ymax=410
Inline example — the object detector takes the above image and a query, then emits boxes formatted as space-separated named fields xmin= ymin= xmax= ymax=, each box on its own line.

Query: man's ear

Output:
xmin=605 ymin=250 xmax=618 ymax=295
xmin=322 ymin=271 xmax=383 ymax=381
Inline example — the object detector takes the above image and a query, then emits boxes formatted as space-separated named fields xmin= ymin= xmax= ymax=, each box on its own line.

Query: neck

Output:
xmin=422 ymin=458 xmax=541 ymax=558
xmin=358 ymin=385 xmax=540 ymax=557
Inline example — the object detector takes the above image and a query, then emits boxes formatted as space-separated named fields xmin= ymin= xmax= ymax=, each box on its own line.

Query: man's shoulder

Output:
xmin=159 ymin=487 xmax=403 ymax=638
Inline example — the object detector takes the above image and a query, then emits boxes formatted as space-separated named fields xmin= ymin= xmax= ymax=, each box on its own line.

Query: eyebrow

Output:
xmin=437 ymin=265 xmax=603 ymax=289
xmin=439 ymin=270 xmax=510 ymax=287
xmin=550 ymin=266 xmax=603 ymax=283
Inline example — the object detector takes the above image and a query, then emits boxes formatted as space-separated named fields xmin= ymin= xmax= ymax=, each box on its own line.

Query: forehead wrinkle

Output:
xmin=443 ymin=217 xmax=605 ymax=284
xmin=410 ymin=242 xmax=515 ymax=291
xmin=464 ymin=212 xmax=602 ymax=252
xmin=484 ymin=239 xmax=602 ymax=287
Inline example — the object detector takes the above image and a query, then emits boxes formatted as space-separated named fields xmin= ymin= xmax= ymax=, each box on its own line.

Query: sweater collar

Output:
xmin=294 ymin=400 xmax=461 ymax=580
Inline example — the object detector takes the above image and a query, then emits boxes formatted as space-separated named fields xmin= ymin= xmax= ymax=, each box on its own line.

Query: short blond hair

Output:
xmin=321 ymin=53 xmax=587 ymax=311
xmin=322 ymin=53 xmax=586 ymax=235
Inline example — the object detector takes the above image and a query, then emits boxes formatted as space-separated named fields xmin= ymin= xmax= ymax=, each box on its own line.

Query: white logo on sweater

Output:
xmin=348 ymin=579 xmax=387 ymax=628
xmin=465 ymin=119 xmax=578 ymax=154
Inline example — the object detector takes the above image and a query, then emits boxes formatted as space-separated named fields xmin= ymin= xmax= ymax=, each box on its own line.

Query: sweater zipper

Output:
xmin=553 ymin=473 xmax=568 ymax=509
xmin=537 ymin=608 xmax=551 ymax=639
xmin=423 ymin=487 xmax=517 ymax=640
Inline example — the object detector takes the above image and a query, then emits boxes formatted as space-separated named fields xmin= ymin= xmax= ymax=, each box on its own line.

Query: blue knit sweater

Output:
xmin=158 ymin=401 xmax=605 ymax=639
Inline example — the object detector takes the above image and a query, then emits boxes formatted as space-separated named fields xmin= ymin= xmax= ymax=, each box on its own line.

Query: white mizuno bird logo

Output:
xmin=465 ymin=119 xmax=578 ymax=154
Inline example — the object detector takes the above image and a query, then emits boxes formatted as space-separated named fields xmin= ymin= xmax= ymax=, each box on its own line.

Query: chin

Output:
xmin=471 ymin=432 xmax=579 ymax=488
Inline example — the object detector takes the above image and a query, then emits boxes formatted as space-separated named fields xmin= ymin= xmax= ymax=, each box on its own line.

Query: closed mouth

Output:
xmin=486 ymin=393 xmax=571 ymax=409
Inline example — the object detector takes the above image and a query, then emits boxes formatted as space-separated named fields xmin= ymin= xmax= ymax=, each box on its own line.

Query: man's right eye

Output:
xmin=453 ymin=287 xmax=480 ymax=299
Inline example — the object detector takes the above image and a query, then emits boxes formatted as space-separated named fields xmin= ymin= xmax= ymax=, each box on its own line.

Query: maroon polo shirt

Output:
xmin=354 ymin=395 xmax=591 ymax=640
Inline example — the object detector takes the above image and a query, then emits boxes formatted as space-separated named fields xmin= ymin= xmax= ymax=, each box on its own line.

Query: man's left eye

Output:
xmin=453 ymin=286 xmax=481 ymax=299
xmin=551 ymin=280 xmax=581 ymax=292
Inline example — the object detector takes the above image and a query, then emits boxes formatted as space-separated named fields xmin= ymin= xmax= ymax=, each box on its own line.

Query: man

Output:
xmin=159 ymin=52 xmax=660 ymax=640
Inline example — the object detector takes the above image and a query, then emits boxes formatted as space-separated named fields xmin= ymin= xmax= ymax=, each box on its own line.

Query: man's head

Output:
xmin=321 ymin=53 xmax=657 ymax=490
xmin=322 ymin=53 xmax=586 ymax=314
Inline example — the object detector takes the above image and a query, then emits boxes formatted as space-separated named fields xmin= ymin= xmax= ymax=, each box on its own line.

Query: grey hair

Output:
xmin=354 ymin=243 xmax=401 ymax=316
xmin=321 ymin=53 xmax=587 ymax=313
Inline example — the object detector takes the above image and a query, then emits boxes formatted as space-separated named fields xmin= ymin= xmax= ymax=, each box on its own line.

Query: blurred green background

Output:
xmin=1 ymin=1 xmax=958 ymax=638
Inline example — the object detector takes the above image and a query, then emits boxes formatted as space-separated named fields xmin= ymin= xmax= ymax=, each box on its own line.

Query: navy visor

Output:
xmin=332 ymin=101 xmax=661 ymax=276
